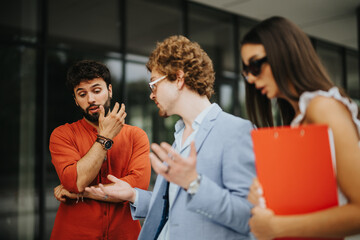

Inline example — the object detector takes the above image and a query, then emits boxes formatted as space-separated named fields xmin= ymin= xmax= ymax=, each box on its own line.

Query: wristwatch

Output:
xmin=187 ymin=174 xmax=202 ymax=195
xmin=96 ymin=135 xmax=113 ymax=150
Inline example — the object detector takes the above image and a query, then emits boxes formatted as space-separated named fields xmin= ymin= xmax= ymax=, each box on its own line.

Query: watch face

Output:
xmin=104 ymin=140 xmax=113 ymax=150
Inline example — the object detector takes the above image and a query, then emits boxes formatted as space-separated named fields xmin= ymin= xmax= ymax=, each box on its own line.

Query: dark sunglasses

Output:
xmin=242 ymin=56 xmax=268 ymax=78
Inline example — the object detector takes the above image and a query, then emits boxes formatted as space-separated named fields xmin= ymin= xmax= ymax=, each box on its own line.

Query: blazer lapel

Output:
xmin=138 ymin=178 xmax=168 ymax=240
xmin=170 ymin=104 xmax=222 ymax=209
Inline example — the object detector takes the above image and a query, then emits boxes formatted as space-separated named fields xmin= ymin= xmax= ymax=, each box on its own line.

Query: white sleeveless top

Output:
xmin=290 ymin=87 xmax=360 ymax=207
xmin=291 ymin=87 xmax=360 ymax=136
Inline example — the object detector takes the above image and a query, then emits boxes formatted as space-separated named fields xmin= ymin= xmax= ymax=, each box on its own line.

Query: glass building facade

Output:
xmin=0 ymin=0 xmax=358 ymax=239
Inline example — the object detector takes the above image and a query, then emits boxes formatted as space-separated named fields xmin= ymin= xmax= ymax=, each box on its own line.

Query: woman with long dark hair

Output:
xmin=242 ymin=16 xmax=360 ymax=239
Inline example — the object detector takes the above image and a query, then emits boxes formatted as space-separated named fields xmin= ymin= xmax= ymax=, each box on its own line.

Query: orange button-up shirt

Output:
xmin=49 ymin=118 xmax=151 ymax=240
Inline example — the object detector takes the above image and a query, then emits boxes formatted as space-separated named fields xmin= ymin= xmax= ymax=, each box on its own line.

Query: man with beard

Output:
xmin=86 ymin=36 xmax=256 ymax=240
xmin=49 ymin=60 xmax=151 ymax=240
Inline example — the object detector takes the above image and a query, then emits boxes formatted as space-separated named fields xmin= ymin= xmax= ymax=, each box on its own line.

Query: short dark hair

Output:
xmin=146 ymin=35 xmax=215 ymax=99
xmin=66 ymin=60 xmax=111 ymax=94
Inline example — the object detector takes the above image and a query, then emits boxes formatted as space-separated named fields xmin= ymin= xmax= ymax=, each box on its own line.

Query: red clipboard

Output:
xmin=251 ymin=124 xmax=340 ymax=240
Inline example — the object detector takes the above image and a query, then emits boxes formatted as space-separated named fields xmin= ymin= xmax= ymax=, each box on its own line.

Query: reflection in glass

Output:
xmin=48 ymin=0 xmax=121 ymax=50
xmin=346 ymin=51 xmax=359 ymax=99
xmin=220 ymin=84 xmax=233 ymax=113
xmin=317 ymin=44 xmax=343 ymax=87
xmin=127 ymin=0 xmax=182 ymax=56
xmin=0 ymin=0 xmax=37 ymax=42
xmin=188 ymin=3 xmax=235 ymax=74
xmin=0 ymin=46 xmax=37 ymax=239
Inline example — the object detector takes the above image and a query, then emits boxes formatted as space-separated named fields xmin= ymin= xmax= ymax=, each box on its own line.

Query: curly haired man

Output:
xmin=86 ymin=36 xmax=256 ymax=240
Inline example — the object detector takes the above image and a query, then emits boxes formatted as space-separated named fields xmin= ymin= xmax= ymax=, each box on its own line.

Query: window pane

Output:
xmin=0 ymin=0 xmax=38 ymax=43
xmin=48 ymin=0 xmax=121 ymax=50
xmin=239 ymin=18 xmax=258 ymax=43
xmin=317 ymin=43 xmax=343 ymax=87
xmin=0 ymin=45 xmax=37 ymax=239
xmin=127 ymin=0 xmax=182 ymax=56
xmin=188 ymin=3 xmax=235 ymax=74
xmin=346 ymin=51 xmax=359 ymax=99
xmin=220 ymin=84 xmax=233 ymax=113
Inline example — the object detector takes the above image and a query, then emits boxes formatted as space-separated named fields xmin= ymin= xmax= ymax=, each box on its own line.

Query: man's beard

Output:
xmin=79 ymin=97 xmax=111 ymax=123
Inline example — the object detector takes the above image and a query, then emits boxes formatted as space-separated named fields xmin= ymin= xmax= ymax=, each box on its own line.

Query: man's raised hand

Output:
xmin=98 ymin=103 xmax=126 ymax=139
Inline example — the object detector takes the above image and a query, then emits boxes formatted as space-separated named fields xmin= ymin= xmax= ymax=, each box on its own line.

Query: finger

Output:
xmin=98 ymin=184 xmax=110 ymax=195
xmin=96 ymin=184 xmax=107 ymax=195
xmin=99 ymin=105 xmax=105 ymax=120
xmin=150 ymin=152 xmax=170 ymax=175
xmin=85 ymin=186 xmax=98 ymax=195
xmin=84 ymin=187 xmax=93 ymax=194
xmin=251 ymin=206 xmax=259 ymax=215
xmin=111 ymin=102 xmax=120 ymax=115
xmin=251 ymin=206 xmax=264 ymax=215
xmin=117 ymin=103 xmax=126 ymax=115
xmin=89 ymin=186 xmax=105 ymax=196
xmin=259 ymin=197 xmax=266 ymax=208
xmin=254 ymin=178 xmax=264 ymax=196
xmin=150 ymin=143 xmax=171 ymax=163
xmin=159 ymin=142 xmax=181 ymax=162
xmin=247 ymin=193 xmax=258 ymax=205
xmin=54 ymin=187 xmax=62 ymax=197
xmin=107 ymin=174 xmax=120 ymax=183
xmin=119 ymin=112 xmax=127 ymax=123
xmin=251 ymin=178 xmax=263 ymax=197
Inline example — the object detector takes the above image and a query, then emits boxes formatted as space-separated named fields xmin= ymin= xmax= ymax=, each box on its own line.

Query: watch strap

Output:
xmin=96 ymin=134 xmax=113 ymax=150
xmin=187 ymin=174 xmax=202 ymax=195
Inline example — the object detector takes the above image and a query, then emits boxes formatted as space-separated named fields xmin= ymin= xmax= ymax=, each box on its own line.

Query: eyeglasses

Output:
xmin=242 ymin=56 xmax=268 ymax=80
xmin=149 ymin=75 xmax=167 ymax=91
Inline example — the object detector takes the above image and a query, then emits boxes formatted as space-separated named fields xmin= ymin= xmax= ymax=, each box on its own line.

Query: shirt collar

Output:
xmin=80 ymin=118 xmax=98 ymax=133
xmin=174 ymin=103 xmax=215 ymax=133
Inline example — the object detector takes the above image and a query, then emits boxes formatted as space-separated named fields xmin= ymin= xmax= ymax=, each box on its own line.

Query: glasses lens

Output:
xmin=247 ymin=57 xmax=267 ymax=77
xmin=249 ymin=62 xmax=261 ymax=76
xmin=242 ymin=63 xmax=248 ymax=75
xmin=148 ymin=82 xmax=154 ymax=91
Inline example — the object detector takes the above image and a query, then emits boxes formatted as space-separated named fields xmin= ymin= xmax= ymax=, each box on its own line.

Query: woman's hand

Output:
xmin=247 ymin=178 xmax=266 ymax=207
xmin=249 ymin=206 xmax=277 ymax=240
xmin=248 ymin=178 xmax=277 ymax=240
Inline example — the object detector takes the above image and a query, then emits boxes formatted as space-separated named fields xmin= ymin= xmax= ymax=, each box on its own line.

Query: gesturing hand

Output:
xmin=85 ymin=175 xmax=136 ymax=203
xmin=98 ymin=102 xmax=126 ymax=139
xmin=149 ymin=141 xmax=198 ymax=189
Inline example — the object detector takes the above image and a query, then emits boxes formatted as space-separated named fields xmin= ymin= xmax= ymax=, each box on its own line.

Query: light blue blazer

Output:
xmin=131 ymin=104 xmax=256 ymax=240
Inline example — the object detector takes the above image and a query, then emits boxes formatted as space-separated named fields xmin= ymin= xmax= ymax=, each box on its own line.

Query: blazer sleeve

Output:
xmin=186 ymin=120 xmax=256 ymax=235
xmin=130 ymin=188 xmax=152 ymax=220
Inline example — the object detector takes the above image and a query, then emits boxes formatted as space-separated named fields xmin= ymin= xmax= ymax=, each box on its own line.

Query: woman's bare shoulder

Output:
xmin=305 ymin=95 xmax=352 ymax=124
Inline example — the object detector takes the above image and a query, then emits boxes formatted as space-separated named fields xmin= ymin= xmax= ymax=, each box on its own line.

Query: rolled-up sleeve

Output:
xmin=49 ymin=126 xmax=81 ymax=193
